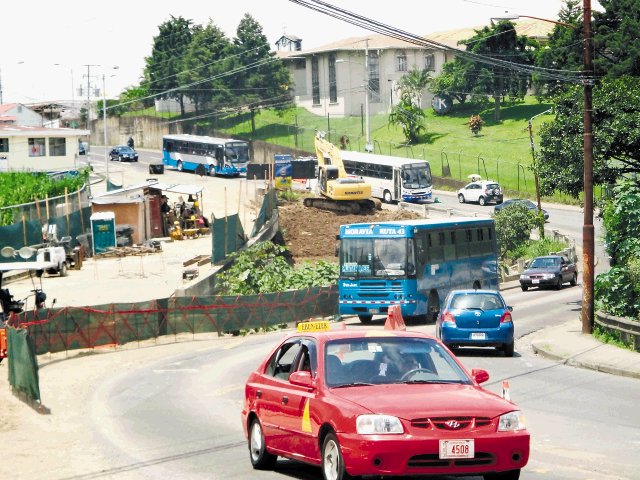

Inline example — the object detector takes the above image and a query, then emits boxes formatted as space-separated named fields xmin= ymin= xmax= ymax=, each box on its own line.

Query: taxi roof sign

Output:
xmin=297 ymin=320 xmax=331 ymax=332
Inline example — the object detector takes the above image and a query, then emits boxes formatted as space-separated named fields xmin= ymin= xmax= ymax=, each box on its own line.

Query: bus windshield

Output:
xmin=402 ymin=164 xmax=432 ymax=189
xmin=226 ymin=142 xmax=250 ymax=163
xmin=340 ymin=238 xmax=414 ymax=278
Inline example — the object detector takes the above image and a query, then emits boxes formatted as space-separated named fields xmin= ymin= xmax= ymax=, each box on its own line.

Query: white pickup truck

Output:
xmin=36 ymin=246 xmax=69 ymax=276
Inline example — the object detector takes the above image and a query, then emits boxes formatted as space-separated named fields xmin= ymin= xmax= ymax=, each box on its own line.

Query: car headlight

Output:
xmin=356 ymin=415 xmax=404 ymax=434
xmin=498 ymin=411 xmax=526 ymax=431
xmin=519 ymin=274 xmax=528 ymax=280
xmin=542 ymin=273 xmax=555 ymax=279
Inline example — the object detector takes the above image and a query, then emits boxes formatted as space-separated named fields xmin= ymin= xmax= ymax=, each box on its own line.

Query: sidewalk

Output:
xmin=501 ymin=280 xmax=640 ymax=380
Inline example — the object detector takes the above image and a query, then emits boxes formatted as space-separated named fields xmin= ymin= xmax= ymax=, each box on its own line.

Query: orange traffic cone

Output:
xmin=384 ymin=305 xmax=406 ymax=331
xmin=501 ymin=380 xmax=511 ymax=401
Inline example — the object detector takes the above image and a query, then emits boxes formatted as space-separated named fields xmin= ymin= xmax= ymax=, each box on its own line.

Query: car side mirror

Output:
xmin=289 ymin=371 xmax=314 ymax=389
xmin=471 ymin=368 xmax=490 ymax=384
xmin=507 ymin=306 xmax=513 ymax=312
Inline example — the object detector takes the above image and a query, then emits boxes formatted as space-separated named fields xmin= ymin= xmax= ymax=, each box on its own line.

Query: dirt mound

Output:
xmin=278 ymin=201 xmax=422 ymax=263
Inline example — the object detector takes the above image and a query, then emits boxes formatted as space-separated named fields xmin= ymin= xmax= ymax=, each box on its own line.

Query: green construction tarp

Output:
xmin=7 ymin=327 xmax=41 ymax=402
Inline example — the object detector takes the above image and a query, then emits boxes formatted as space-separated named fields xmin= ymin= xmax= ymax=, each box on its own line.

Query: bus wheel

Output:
xmin=177 ymin=161 xmax=183 ymax=172
xmin=383 ymin=190 xmax=393 ymax=203
xmin=358 ymin=315 xmax=372 ymax=324
xmin=427 ymin=291 xmax=440 ymax=323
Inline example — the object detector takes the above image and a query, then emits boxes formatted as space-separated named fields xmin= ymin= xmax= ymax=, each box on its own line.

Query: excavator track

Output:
xmin=303 ymin=197 xmax=381 ymax=214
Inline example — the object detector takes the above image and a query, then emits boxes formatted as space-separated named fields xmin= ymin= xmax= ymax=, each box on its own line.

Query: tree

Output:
xmin=533 ymin=0 xmax=583 ymax=97
xmin=144 ymin=16 xmax=194 ymax=116
xmin=388 ymin=92 xmax=426 ymax=144
xmin=431 ymin=21 xmax=536 ymax=120
xmin=429 ymin=61 xmax=471 ymax=105
xmin=231 ymin=14 xmax=292 ymax=112
xmin=395 ymin=67 xmax=431 ymax=108
xmin=594 ymin=0 xmax=640 ymax=78
xmin=179 ymin=21 xmax=233 ymax=112
xmin=493 ymin=202 xmax=537 ymax=259
xmin=537 ymin=76 xmax=640 ymax=198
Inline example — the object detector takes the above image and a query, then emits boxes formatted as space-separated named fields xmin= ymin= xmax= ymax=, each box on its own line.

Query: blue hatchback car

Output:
xmin=436 ymin=289 xmax=515 ymax=357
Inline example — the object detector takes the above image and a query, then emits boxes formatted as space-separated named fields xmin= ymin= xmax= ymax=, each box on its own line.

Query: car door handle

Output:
xmin=282 ymin=396 xmax=289 ymax=405
xmin=256 ymin=390 xmax=262 ymax=398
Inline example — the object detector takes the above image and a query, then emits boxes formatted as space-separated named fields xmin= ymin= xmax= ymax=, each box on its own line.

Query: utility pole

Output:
xmin=528 ymin=109 xmax=552 ymax=240
xmin=364 ymin=39 xmax=372 ymax=153
xmin=83 ymin=64 xmax=100 ymax=130
xmin=103 ymin=74 xmax=109 ymax=185
xmin=582 ymin=0 xmax=595 ymax=334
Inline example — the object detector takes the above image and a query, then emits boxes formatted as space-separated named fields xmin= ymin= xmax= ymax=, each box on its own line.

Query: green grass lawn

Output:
xmin=182 ymin=96 xmax=589 ymax=203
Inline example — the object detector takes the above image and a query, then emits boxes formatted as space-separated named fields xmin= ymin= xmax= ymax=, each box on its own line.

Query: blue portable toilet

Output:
xmin=90 ymin=212 xmax=116 ymax=255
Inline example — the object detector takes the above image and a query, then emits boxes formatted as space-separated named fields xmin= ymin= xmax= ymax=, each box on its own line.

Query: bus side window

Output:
xmin=429 ymin=232 xmax=444 ymax=263
xmin=455 ymin=229 xmax=469 ymax=259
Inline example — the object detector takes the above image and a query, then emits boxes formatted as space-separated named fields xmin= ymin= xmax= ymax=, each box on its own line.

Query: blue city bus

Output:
xmin=162 ymin=134 xmax=250 ymax=177
xmin=338 ymin=217 xmax=499 ymax=323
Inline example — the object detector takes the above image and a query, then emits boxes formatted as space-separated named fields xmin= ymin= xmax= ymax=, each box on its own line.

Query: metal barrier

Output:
xmin=595 ymin=311 xmax=640 ymax=352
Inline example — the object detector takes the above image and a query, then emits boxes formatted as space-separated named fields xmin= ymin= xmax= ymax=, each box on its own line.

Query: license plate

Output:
xmin=369 ymin=309 xmax=379 ymax=314
xmin=532 ymin=279 xmax=540 ymax=284
xmin=471 ymin=332 xmax=486 ymax=340
xmin=439 ymin=439 xmax=474 ymax=459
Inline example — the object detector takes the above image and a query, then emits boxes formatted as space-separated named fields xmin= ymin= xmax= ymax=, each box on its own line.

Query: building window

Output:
xmin=294 ymin=58 xmax=306 ymax=70
xmin=28 ymin=138 xmax=46 ymax=157
xmin=368 ymin=51 xmax=381 ymax=103
xmin=49 ymin=138 xmax=66 ymax=156
xmin=425 ymin=54 xmax=435 ymax=71
xmin=328 ymin=53 xmax=337 ymax=103
xmin=396 ymin=51 xmax=408 ymax=72
xmin=311 ymin=56 xmax=320 ymax=105
xmin=0 ymin=138 xmax=8 ymax=153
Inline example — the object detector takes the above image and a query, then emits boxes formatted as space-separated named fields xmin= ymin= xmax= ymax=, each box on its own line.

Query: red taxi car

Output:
xmin=242 ymin=325 xmax=529 ymax=480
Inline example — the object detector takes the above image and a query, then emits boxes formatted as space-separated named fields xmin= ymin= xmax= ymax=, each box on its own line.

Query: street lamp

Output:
xmin=491 ymin=7 xmax=594 ymax=334
xmin=528 ymin=109 xmax=552 ymax=240
xmin=336 ymin=43 xmax=373 ymax=153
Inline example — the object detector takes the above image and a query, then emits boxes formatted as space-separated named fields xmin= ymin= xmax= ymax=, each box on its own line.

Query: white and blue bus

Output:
xmin=339 ymin=150 xmax=432 ymax=203
xmin=338 ymin=217 xmax=499 ymax=323
xmin=162 ymin=134 xmax=250 ymax=177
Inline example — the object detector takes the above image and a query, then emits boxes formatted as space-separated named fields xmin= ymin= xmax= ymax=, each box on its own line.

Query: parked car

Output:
xmin=242 ymin=326 xmax=529 ymax=480
xmin=519 ymin=255 xmax=578 ymax=291
xmin=457 ymin=180 xmax=503 ymax=206
xmin=109 ymin=145 xmax=138 ymax=162
xmin=493 ymin=198 xmax=549 ymax=221
xmin=437 ymin=289 xmax=515 ymax=357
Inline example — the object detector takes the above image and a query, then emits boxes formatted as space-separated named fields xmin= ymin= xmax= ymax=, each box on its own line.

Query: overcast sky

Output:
xmin=2 ymin=0 xmax=587 ymax=104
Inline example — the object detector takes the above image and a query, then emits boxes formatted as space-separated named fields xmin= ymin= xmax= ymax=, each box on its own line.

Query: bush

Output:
xmin=215 ymin=241 xmax=338 ymax=295
xmin=506 ymin=238 xmax=569 ymax=264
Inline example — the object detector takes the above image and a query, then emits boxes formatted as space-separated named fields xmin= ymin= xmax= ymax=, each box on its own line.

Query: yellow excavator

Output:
xmin=304 ymin=132 xmax=380 ymax=214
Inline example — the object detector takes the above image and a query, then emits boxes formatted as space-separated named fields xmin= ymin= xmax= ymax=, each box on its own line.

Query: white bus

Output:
xmin=339 ymin=150 xmax=432 ymax=203
xmin=162 ymin=134 xmax=250 ymax=177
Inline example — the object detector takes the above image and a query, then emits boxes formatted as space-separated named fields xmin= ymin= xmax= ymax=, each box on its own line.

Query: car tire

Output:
xmin=383 ymin=190 xmax=393 ymax=203
xmin=555 ymin=276 xmax=562 ymax=290
xmin=59 ymin=263 xmax=68 ymax=277
xmin=458 ymin=194 xmax=465 ymax=203
xmin=503 ymin=341 xmax=514 ymax=357
xmin=249 ymin=418 xmax=277 ymax=470
xmin=479 ymin=196 xmax=486 ymax=206
xmin=177 ymin=161 xmax=183 ymax=172
xmin=322 ymin=432 xmax=351 ymax=480
xmin=484 ymin=469 xmax=521 ymax=480
xmin=520 ymin=284 xmax=528 ymax=292
xmin=570 ymin=272 xmax=577 ymax=286
xmin=358 ymin=314 xmax=372 ymax=324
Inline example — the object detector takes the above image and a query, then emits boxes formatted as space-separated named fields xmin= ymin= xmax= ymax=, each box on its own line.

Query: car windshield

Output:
xmin=450 ymin=293 xmax=504 ymax=310
xmin=529 ymin=257 xmax=560 ymax=269
xmin=325 ymin=337 xmax=471 ymax=387
xmin=119 ymin=147 xmax=134 ymax=153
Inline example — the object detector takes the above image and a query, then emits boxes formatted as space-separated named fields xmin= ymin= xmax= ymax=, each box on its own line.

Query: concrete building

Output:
xmin=0 ymin=124 xmax=90 ymax=172
xmin=278 ymin=20 xmax=553 ymax=117
xmin=0 ymin=103 xmax=44 ymax=126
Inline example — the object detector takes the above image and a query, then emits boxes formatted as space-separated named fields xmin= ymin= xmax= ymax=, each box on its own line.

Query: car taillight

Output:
xmin=443 ymin=311 xmax=456 ymax=324
xmin=500 ymin=311 xmax=513 ymax=323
